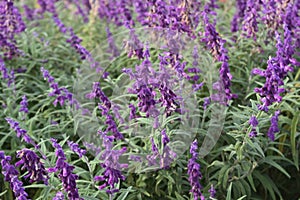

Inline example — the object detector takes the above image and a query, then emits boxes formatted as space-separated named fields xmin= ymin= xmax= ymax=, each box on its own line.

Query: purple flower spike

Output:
xmin=49 ymin=139 xmax=83 ymax=200
xmin=160 ymin=129 xmax=176 ymax=169
xmin=267 ymin=110 xmax=280 ymax=141
xmin=208 ymin=184 xmax=216 ymax=198
xmin=5 ymin=118 xmax=35 ymax=146
xmin=67 ymin=141 xmax=86 ymax=158
xmin=249 ymin=116 xmax=258 ymax=127
xmin=41 ymin=67 xmax=80 ymax=109
xmin=20 ymin=95 xmax=29 ymax=114
xmin=53 ymin=191 xmax=64 ymax=200
xmin=188 ymin=140 xmax=204 ymax=200
xmin=0 ymin=0 xmax=26 ymax=59
xmin=0 ymin=151 xmax=29 ymax=200
xmin=15 ymin=149 xmax=49 ymax=185
xmin=95 ymin=131 xmax=127 ymax=194
xmin=242 ymin=0 xmax=260 ymax=40
xmin=253 ymin=25 xmax=296 ymax=111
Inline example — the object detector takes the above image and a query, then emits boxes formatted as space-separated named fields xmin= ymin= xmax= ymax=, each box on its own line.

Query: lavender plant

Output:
xmin=0 ymin=0 xmax=299 ymax=200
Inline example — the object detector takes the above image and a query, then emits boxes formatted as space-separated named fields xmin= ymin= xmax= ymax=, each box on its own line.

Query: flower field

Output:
xmin=0 ymin=0 xmax=299 ymax=199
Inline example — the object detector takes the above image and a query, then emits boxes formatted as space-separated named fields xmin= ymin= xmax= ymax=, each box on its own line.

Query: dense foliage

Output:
xmin=0 ymin=0 xmax=299 ymax=200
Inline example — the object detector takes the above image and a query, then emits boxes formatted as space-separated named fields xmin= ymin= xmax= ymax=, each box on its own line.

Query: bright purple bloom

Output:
xmin=129 ymin=104 xmax=138 ymax=120
xmin=5 ymin=118 xmax=35 ymax=145
xmin=95 ymin=131 xmax=127 ymax=194
xmin=66 ymin=28 xmax=92 ymax=60
xmin=52 ymin=16 xmax=68 ymax=33
xmin=203 ymin=97 xmax=211 ymax=110
xmin=242 ymin=0 xmax=261 ymax=40
xmin=231 ymin=0 xmax=247 ymax=32
xmin=52 ymin=191 xmax=64 ymax=200
xmin=202 ymin=6 xmax=236 ymax=104
xmin=67 ymin=141 xmax=86 ymax=158
xmin=0 ymin=0 xmax=26 ymax=59
xmin=15 ymin=149 xmax=49 ymax=185
xmin=86 ymin=82 xmax=111 ymax=109
xmin=188 ymin=140 xmax=204 ymax=200
xmin=0 ymin=56 xmax=9 ymax=80
xmin=252 ymin=25 xmax=295 ymax=111
xmin=41 ymin=67 xmax=80 ymax=109
xmin=49 ymin=139 xmax=83 ymax=200
xmin=0 ymin=151 xmax=29 ymax=200
xmin=249 ymin=116 xmax=258 ymax=127
xmin=19 ymin=95 xmax=28 ymax=114
xmin=267 ymin=110 xmax=280 ymax=141
xmin=248 ymin=115 xmax=259 ymax=138
xmin=208 ymin=184 xmax=216 ymax=198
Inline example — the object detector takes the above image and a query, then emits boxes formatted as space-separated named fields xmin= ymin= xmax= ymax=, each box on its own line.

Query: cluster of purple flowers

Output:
xmin=41 ymin=67 xmax=80 ymax=109
xmin=0 ymin=0 xmax=26 ymax=59
xmin=252 ymin=24 xmax=295 ymax=112
xmin=249 ymin=115 xmax=259 ymax=138
xmin=6 ymin=118 xmax=35 ymax=146
xmin=15 ymin=149 xmax=49 ymax=184
xmin=267 ymin=110 xmax=280 ymax=141
xmin=98 ymin=0 xmax=134 ymax=27
xmin=86 ymin=82 xmax=124 ymax=140
xmin=19 ymin=95 xmax=28 ymax=114
xmin=0 ymin=151 xmax=29 ymax=200
xmin=242 ymin=0 xmax=261 ymax=40
xmin=48 ymin=138 xmax=83 ymax=200
xmin=202 ymin=3 xmax=236 ymax=105
xmin=231 ymin=0 xmax=247 ymax=32
xmin=67 ymin=141 xmax=87 ymax=158
xmin=94 ymin=131 xmax=128 ymax=194
xmin=187 ymin=140 xmax=204 ymax=200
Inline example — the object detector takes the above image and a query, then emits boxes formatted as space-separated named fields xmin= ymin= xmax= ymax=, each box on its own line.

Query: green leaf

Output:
xmin=291 ymin=111 xmax=299 ymax=170
xmin=262 ymin=157 xmax=291 ymax=178
xmin=226 ymin=182 xmax=233 ymax=200
xmin=116 ymin=186 xmax=133 ymax=200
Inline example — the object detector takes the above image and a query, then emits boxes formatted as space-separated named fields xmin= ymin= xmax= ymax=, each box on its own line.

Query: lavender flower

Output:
xmin=208 ymin=184 xmax=216 ymax=198
xmin=129 ymin=104 xmax=138 ymax=120
xmin=146 ymin=137 xmax=160 ymax=166
xmin=66 ymin=28 xmax=92 ymax=60
xmin=249 ymin=115 xmax=259 ymax=138
xmin=67 ymin=141 xmax=86 ymax=158
xmin=267 ymin=110 xmax=280 ymax=141
xmin=49 ymin=138 xmax=83 ymax=200
xmin=0 ymin=0 xmax=26 ymax=59
xmin=52 ymin=191 xmax=64 ymax=200
xmin=73 ymin=0 xmax=89 ymax=23
xmin=95 ymin=131 xmax=127 ymax=194
xmin=249 ymin=115 xmax=258 ymax=127
xmin=0 ymin=56 xmax=9 ymax=80
xmin=242 ymin=0 xmax=261 ymax=40
xmin=41 ymin=67 xmax=80 ymax=109
xmin=202 ymin=7 xmax=236 ymax=104
xmin=203 ymin=97 xmax=211 ymax=110
xmin=19 ymin=95 xmax=28 ymax=114
xmin=5 ymin=118 xmax=35 ymax=145
xmin=188 ymin=140 xmax=204 ymax=200
xmin=15 ymin=149 xmax=49 ymax=184
xmin=0 ymin=151 xmax=29 ymax=200
xmin=252 ymin=25 xmax=295 ymax=112
xmin=160 ymin=129 xmax=176 ymax=169
xmin=231 ymin=0 xmax=247 ymax=32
